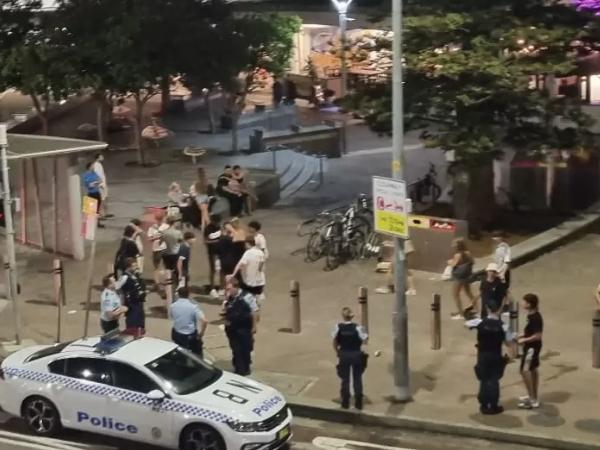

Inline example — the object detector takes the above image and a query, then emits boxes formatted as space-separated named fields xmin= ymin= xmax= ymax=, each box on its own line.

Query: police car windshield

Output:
xmin=145 ymin=348 xmax=221 ymax=395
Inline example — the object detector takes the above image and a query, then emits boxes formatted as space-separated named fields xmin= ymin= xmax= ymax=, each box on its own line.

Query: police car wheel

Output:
xmin=180 ymin=424 xmax=224 ymax=450
xmin=21 ymin=396 xmax=61 ymax=437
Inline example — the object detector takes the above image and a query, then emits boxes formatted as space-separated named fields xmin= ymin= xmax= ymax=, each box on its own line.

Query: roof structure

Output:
xmin=6 ymin=134 xmax=107 ymax=160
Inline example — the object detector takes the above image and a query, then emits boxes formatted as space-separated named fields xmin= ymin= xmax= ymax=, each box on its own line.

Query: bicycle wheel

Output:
xmin=324 ymin=238 xmax=341 ymax=271
xmin=305 ymin=231 xmax=325 ymax=262
xmin=348 ymin=229 xmax=366 ymax=261
xmin=350 ymin=215 xmax=372 ymax=236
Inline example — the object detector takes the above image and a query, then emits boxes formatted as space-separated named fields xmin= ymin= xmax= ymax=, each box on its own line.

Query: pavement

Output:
xmin=2 ymin=94 xmax=600 ymax=449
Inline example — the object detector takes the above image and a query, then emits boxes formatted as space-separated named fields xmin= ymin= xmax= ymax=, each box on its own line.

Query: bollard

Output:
xmin=508 ymin=299 xmax=521 ymax=358
xmin=358 ymin=287 xmax=369 ymax=334
xmin=593 ymin=310 xmax=600 ymax=369
xmin=431 ymin=294 xmax=441 ymax=350
xmin=53 ymin=260 xmax=63 ymax=342
xmin=290 ymin=280 xmax=301 ymax=334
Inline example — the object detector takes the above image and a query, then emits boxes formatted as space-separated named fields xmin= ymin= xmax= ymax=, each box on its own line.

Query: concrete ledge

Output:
xmin=287 ymin=396 xmax=600 ymax=450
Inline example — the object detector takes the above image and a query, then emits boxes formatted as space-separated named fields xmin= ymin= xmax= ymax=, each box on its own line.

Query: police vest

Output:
xmin=224 ymin=296 xmax=252 ymax=329
xmin=336 ymin=323 xmax=362 ymax=351
xmin=121 ymin=272 xmax=146 ymax=305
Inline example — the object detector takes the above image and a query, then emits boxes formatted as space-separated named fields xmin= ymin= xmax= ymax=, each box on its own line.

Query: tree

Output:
xmin=3 ymin=10 xmax=77 ymax=134
xmin=347 ymin=0 xmax=595 ymax=232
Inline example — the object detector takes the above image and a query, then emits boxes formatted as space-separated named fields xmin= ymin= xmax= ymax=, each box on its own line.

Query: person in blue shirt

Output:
xmin=82 ymin=162 xmax=104 ymax=228
xmin=169 ymin=286 xmax=208 ymax=357
xmin=100 ymin=274 xmax=128 ymax=333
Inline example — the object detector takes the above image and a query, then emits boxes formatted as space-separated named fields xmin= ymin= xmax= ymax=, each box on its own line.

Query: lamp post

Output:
xmin=391 ymin=0 xmax=410 ymax=402
xmin=331 ymin=0 xmax=353 ymax=98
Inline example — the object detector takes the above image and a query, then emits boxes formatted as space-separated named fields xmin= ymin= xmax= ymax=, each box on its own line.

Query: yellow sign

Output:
xmin=82 ymin=196 xmax=98 ymax=215
xmin=372 ymin=176 xmax=408 ymax=238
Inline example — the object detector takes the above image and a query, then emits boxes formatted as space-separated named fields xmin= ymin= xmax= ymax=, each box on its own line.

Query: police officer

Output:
xmin=169 ymin=286 xmax=208 ymax=357
xmin=475 ymin=301 xmax=508 ymax=415
xmin=117 ymin=257 xmax=147 ymax=336
xmin=222 ymin=278 xmax=258 ymax=376
xmin=332 ymin=307 xmax=368 ymax=410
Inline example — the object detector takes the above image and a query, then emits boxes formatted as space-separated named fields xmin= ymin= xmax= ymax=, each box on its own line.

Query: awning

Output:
xmin=6 ymin=134 xmax=107 ymax=160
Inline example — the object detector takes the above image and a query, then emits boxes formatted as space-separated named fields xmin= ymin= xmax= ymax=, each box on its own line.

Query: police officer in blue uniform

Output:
xmin=169 ymin=286 xmax=208 ymax=357
xmin=117 ymin=257 xmax=147 ymax=336
xmin=332 ymin=307 xmax=368 ymax=410
xmin=222 ymin=278 xmax=259 ymax=376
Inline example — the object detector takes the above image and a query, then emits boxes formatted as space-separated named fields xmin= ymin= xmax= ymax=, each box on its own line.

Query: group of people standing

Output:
xmin=446 ymin=231 xmax=544 ymax=415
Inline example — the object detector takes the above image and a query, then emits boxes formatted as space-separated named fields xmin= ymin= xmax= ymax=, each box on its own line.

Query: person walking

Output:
xmin=147 ymin=210 xmax=169 ymax=294
xmin=169 ymin=286 xmax=208 ymax=357
xmin=221 ymin=278 xmax=259 ymax=376
xmin=92 ymin=153 xmax=113 ymax=219
xmin=177 ymin=231 xmax=196 ymax=288
xmin=82 ymin=162 xmax=104 ymax=228
xmin=128 ymin=219 xmax=145 ymax=273
xmin=448 ymin=238 xmax=475 ymax=319
xmin=230 ymin=237 xmax=266 ymax=297
xmin=114 ymin=226 xmax=141 ymax=278
xmin=518 ymin=293 xmax=543 ymax=409
xmin=475 ymin=301 xmax=508 ymax=415
xmin=117 ymin=258 xmax=147 ymax=336
xmin=99 ymin=274 xmax=128 ymax=333
xmin=332 ymin=307 xmax=368 ymax=410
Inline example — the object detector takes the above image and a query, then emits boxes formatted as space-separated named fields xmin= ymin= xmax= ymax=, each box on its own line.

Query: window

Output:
xmin=64 ymin=358 xmax=112 ymax=385
xmin=48 ymin=359 xmax=67 ymax=376
xmin=146 ymin=349 xmax=221 ymax=395
xmin=26 ymin=342 xmax=73 ymax=363
xmin=111 ymin=362 xmax=159 ymax=394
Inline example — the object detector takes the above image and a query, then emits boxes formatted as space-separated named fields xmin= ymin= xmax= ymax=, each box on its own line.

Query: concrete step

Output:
xmin=281 ymin=156 xmax=321 ymax=199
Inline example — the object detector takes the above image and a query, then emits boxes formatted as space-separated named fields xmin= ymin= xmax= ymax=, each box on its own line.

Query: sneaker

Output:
xmin=451 ymin=313 xmax=463 ymax=320
xmin=529 ymin=399 xmax=540 ymax=409
xmin=518 ymin=400 xmax=533 ymax=409
xmin=375 ymin=287 xmax=392 ymax=294
xmin=518 ymin=395 xmax=530 ymax=402
xmin=209 ymin=289 xmax=219 ymax=299
xmin=406 ymin=289 xmax=417 ymax=296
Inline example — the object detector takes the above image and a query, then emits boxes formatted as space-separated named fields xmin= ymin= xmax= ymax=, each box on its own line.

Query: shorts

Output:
xmin=152 ymin=250 xmax=165 ymax=269
xmin=520 ymin=347 xmax=540 ymax=372
xmin=242 ymin=283 xmax=264 ymax=296
xmin=162 ymin=253 xmax=178 ymax=271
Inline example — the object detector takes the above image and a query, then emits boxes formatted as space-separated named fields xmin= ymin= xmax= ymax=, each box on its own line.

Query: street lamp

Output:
xmin=331 ymin=0 xmax=353 ymax=98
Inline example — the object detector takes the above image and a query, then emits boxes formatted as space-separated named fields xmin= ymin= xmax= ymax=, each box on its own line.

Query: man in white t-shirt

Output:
xmin=492 ymin=231 xmax=511 ymax=289
xmin=248 ymin=221 xmax=269 ymax=260
xmin=230 ymin=237 xmax=265 ymax=296
xmin=92 ymin=153 xmax=113 ymax=218
xmin=147 ymin=211 xmax=170 ymax=293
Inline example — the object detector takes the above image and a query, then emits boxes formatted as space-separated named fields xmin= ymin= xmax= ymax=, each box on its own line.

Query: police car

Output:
xmin=0 ymin=331 xmax=292 ymax=450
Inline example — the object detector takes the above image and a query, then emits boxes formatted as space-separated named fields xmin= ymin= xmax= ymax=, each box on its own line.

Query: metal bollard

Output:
xmin=358 ymin=287 xmax=369 ymax=334
xmin=53 ymin=259 xmax=64 ymax=343
xmin=593 ymin=310 xmax=600 ymax=369
xmin=431 ymin=294 xmax=441 ymax=350
xmin=290 ymin=280 xmax=301 ymax=334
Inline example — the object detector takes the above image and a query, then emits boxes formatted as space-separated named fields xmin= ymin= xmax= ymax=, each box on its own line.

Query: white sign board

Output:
xmin=372 ymin=176 xmax=408 ymax=238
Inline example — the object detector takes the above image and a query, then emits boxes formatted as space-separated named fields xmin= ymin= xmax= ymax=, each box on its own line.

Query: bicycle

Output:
xmin=410 ymin=163 xmax=442 ymax=209
xmin=323 ymin=213 xmax=366 ymax=271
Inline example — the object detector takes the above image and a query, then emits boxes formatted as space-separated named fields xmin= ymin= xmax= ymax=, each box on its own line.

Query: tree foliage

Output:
xmin=348 ymin=0 xmax=597 ymax=229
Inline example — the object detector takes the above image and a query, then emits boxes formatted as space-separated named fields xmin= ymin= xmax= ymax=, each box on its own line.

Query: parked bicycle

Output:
xmin=409 ymin=163 xmax=442 ymax=210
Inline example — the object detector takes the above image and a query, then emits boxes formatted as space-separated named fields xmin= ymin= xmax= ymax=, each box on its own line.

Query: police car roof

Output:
xmin=64 ymin=336 xmax=177 ymax=366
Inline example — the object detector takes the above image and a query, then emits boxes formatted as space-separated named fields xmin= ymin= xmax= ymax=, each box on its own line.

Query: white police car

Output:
xmin=0 ymin=331 xmax=292 ymax=450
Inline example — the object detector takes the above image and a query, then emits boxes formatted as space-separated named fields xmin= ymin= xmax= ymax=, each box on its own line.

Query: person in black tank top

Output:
xmin=332 ymin=307 xmax=368 ymax=410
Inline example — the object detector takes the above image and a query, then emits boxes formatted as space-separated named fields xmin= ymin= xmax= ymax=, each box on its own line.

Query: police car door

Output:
xmin=107 ymin=361 xmax=173 ymax=446
xmin=47 ymin=357 xmax=112 ymax=433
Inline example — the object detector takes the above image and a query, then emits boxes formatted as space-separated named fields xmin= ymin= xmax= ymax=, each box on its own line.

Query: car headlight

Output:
xmin=226 ymin=420 xmax=262 ymax=433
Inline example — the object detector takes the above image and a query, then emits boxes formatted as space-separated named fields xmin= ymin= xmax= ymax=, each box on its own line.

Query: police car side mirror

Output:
xmin=147 ymin=390 xmax=166 ymax=403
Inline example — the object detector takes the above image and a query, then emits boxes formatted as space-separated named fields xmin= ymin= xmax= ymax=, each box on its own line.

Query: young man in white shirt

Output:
xmin=147 ymin=211 xmax=170 ymax=293
xmin=92 ymin=153 xmax=113 ymax=219
xmin=248 ymin=221 xmax=269 ymax=260
xmin=492 ymin=231 xmax=511 ymax=289
xmin=230 ymin=237 xmax=265 ymax=297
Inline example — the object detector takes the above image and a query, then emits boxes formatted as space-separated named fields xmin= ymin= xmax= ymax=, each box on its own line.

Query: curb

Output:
xmin=287 ymin=397 xmax=600 ymax=450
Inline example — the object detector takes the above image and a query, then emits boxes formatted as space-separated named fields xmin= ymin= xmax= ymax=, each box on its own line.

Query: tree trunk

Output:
xmin=95 ymin=102 xmax=105 ymax=142
xmin=453 ymin=161 xmax=496 ymax=237
xmin=30 ymin=94 xmax=49 ymax=135
xmin=40 ymin=114 xmax=49 ymax=136
xmin=160 ymin=75 xmax=171 ymax=115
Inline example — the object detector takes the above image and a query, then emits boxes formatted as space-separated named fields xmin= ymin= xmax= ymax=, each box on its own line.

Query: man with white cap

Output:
xmin=478 ymin=263 xmax=507 ymax=319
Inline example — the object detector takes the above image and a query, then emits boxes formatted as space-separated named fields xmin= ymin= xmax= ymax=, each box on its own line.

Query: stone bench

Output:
xmin=250 ymin=123 xmax=344 ymax=158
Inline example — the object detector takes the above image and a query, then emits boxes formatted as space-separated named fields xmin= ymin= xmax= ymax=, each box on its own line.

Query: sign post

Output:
xmin=373 ymin=176 xmax=408 ymax=239
xmin=82 ymin=196 xmax=98 ymax=338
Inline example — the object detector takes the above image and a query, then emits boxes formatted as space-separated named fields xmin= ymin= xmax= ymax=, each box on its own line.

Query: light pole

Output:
xmin=0 ymin=124 xmax=21 ymax=345
xmin=331 ymin=0 xmax=353 ymax=98
xmin=391 ymin=0 xmax=410 ymax=402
